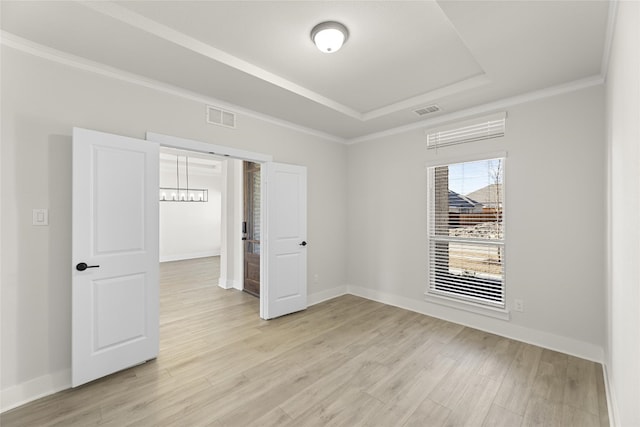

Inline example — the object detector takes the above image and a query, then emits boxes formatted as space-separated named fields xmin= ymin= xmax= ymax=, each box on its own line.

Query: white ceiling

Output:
xmin=1 ymin=1 xmax=611 ymax=141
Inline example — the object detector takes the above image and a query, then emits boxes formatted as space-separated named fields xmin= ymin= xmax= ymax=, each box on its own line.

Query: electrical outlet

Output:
xmin=32 ymin=208 xmax=49 ymax=226
xmin=514 ymin=299 xmax=524 ymax=312
xmin=313 ymin=274 xmax=319 ymax=284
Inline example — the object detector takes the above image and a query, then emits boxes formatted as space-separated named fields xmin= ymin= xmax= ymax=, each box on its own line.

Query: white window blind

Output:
xmin=426 ymin=112 xmax=506 ymax=149
xmin=427 ymin=157 xmax=505 ymax=308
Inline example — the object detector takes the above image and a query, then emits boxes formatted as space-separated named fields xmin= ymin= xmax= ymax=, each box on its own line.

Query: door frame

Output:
xmin=146 ymin=132 xmax=274 ymax=318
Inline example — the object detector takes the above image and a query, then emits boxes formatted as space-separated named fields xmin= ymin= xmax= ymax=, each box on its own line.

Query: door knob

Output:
xmin=76 ymin=262 xmax=100 ymax=271
xmin=299 ymin=241 xmax=307 ymax=246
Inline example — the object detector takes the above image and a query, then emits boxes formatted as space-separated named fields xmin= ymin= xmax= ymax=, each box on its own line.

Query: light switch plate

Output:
xmin=32 ymin=208 xmax=49 ymax=226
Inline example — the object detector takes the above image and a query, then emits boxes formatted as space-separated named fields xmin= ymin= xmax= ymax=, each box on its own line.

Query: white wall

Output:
xmin=0 ymin=46 xmax=348 ymax=410
xmin=159 ymin=164 xmax=222 ymax=262
xmin=605 ymin=2 xmax=640 ymax=426
xmin=347 ymin=86 xmax=606 ymax=361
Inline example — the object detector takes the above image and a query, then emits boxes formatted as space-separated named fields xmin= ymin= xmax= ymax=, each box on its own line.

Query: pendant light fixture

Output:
xmin=159 ymin=155 xmax=208 ymax=202
xmin=310 ymin=21 xmax=349 ymax=53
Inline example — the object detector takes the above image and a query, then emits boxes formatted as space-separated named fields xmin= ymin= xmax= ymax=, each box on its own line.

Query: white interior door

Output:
xmin=262 ymin=162 xmax=307 ymax=319
xmin=72 ymin=127 xmax=159 ymax=387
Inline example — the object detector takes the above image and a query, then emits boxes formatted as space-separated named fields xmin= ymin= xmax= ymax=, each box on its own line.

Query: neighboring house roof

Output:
xmin=448 ymin=190 xmax=481 ymax=210
xmin=465 ymin=184 xmax=503 ymax=206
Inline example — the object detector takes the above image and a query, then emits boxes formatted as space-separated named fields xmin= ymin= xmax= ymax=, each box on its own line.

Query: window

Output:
xmin=427 ymin=157 xmax=505 ymax=308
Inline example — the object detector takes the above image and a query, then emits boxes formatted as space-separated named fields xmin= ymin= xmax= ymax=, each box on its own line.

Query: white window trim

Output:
xmin=426 ymin=153 xmax=508 ymax=318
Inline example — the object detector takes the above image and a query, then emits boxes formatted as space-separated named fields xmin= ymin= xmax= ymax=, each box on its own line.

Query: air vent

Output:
xmin=413 ymin=105 xmax=441 ymax=116
xmin=206 ymin=105 xmax=236 ymax=129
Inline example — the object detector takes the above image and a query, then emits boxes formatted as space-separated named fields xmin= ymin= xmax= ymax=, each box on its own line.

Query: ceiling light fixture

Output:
xmin=310 ymin=21 xmax=349 ymax=53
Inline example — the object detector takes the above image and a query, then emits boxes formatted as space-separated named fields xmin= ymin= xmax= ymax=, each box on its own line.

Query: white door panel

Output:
xmin=72 ymin=127 xmax=159 ymax=387
xmin=93 ymin=147 xmax=147 ymax=254
xmin=262 ymin=162 xmax=307 ymax=319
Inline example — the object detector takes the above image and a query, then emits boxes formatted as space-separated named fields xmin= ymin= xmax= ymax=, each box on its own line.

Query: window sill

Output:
xmin=424 ymin=292 xmax=510 ymax=321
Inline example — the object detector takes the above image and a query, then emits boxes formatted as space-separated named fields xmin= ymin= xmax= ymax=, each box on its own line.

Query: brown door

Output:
xmin=243 ymin=161 xmax=261 ymax=297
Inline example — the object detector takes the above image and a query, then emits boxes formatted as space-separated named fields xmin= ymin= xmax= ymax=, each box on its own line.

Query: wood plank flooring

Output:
xmin=1 ymin=257 xmax=609 ymax=426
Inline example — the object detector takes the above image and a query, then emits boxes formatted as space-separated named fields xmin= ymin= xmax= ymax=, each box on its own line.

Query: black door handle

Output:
xmin=76 ymin=262 xmax=100 ymax=271
xmin=299 ymin=241 xmax=307 ymax=246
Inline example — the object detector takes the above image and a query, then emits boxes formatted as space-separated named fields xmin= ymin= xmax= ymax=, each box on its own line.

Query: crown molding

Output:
xmin=346 ymin=74 xmax=605 ymax=145
xmin=0 ymin=31 xmax=347 ymax=145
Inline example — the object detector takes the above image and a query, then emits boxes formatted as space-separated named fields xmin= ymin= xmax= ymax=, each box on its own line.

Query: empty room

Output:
xmin=1 ymin=1 xmax=638 ymax=426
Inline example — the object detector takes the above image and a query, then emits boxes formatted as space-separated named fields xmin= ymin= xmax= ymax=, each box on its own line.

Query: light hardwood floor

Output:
xmin=2 ymin=257 xmax=609 ymax=426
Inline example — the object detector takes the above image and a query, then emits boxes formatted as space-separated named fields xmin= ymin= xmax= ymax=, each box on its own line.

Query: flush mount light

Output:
xmin=310 ymin=21 xmax=349 ymax=53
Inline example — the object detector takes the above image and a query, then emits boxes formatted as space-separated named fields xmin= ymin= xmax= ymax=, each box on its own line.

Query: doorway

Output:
xmin=157 ymin=148 xmax=263 ymax=304
xmin=147 ymin=131 xmax=308 ymax=320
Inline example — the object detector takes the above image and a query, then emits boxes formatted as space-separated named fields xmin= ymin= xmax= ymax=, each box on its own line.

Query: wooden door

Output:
xmin=243 ymin=161 xmax=261 ymax=297
xmin=72 ymin=127 xmax=159 ymax=387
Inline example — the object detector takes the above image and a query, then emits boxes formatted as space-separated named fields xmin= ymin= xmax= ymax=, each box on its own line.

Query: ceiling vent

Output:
xmin=413 ymin=105 xmax=441 ymax=116
xmin=207 ymin=105 xmax=236 ymax=129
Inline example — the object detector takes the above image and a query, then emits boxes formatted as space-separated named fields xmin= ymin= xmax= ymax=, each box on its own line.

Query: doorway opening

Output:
xmin=147 ymin=130 xmax=307 ymax=321
xmin=157 ymin=147 xmax=264 ymax=316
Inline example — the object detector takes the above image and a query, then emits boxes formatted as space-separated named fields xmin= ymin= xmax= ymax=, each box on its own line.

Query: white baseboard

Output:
xmin=308 ymin=285 xmax=348 ymax=306
xmin=1 ymin=369 xmax=70 ymax=413
xmin=159 ymin=251 xmax=220 ymax=263
xmin=217 ymin=278 xmax=242 ymax=291
xmin=217 ymin=276 xmax=233 ymax=289
xmin=347 ymin=284 xmax=604 ymax=363
xmin=602 ymin=363 xmax=619 ymax=427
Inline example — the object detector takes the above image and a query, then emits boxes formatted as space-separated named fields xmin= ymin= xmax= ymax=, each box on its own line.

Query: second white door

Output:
xmin=262 ymin=162 xmax=308 ymax=319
